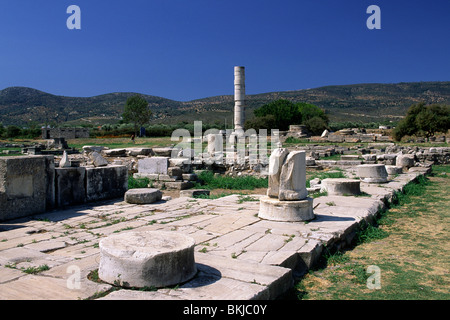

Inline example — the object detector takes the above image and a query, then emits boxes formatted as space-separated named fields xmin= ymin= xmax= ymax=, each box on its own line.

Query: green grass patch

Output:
xmin=128 ymin=176 xmax=152 ymax=189
xmin=193 ymin=171 xmax=268 ymax=190
xmin=306 ymin=170 xmax=346 ymax=187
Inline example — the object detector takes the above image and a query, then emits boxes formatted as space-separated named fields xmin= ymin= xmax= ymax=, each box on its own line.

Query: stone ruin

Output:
xmin=0 ymin=154 xmax=128 ymax=222
xmin=258 ymin=148 xmax=314 ymax=222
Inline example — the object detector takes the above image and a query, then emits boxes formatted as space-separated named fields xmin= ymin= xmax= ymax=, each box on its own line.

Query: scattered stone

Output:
xmin=168 ymin=167 xmax=183 ymax=177
xmin=152 ymin=147 xmax=175 ymax=157
xmin=59 ymin=151 xmax=71 ymax=168
xmin=98 ymin=231 xmax=197 ymax=288
xmin=320 ymin=178 xmax=361 ymax=196
xmin=179 ymin=189 xmax=210 ymax=198
xmin=396 ymin=154 xmax=415 ymax=169
xmin=385 ymin=165 xmax=403 ymax=175
xmin=164 ymin=181 xmax=194 ymax=190
xmin=103 ymin=148 xmax=127 ymax=157
xmin=82 ymin=146 xmax=105 ymax=154
xmin=90 ymin=151 xmax=108 ymax=167
xmin=124 ymin=188 xmax=162 ymax=204
xmin=357 ymin=164 xmax=388 ymax=183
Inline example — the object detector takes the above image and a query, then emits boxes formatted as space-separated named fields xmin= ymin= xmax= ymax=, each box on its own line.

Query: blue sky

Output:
xmin=1 ymin=0 xmax=449 ymax=101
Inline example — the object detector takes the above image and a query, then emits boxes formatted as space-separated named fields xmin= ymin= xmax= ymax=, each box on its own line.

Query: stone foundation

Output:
xmin=258 ymin=196 xmax=314 ymax=222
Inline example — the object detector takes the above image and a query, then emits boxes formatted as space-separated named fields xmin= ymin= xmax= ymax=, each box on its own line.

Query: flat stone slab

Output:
xmin=99 ymin=231 xmax=197 ymax=288
xmin=124 ymin=188 xmax=162 ymax=204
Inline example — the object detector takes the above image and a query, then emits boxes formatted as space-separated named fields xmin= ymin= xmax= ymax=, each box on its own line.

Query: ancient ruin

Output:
xmin=258 ymin=149 xmax=314 ymax=222
xmin=98 ymin=231 xmax=197 ymax=288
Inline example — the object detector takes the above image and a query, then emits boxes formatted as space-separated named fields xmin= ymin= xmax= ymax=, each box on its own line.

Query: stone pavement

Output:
xmin=0 ymin=168 xmax=428 ymax=300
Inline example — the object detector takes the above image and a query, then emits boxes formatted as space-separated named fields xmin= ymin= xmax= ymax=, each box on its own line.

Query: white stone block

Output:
xmin=138 ymin=157 xmax=169 ymax=175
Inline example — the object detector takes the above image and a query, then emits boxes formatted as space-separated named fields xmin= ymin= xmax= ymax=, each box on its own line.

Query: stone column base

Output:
xmin=258 ymin=196 xmax=315 ymax=222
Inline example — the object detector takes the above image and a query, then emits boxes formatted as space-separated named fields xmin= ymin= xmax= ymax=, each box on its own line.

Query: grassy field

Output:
xmin=66 ymin=137 xmax=177 ymax=150
xmin=291 ymin=165 xmax=450 ymax=300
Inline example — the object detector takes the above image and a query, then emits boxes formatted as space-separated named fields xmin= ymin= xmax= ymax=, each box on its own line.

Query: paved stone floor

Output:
xmin=0 ymin=169 xmax=428 ymax=300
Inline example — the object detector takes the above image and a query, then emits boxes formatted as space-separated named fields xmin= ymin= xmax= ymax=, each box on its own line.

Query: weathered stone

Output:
xmin=138 ymin=157 xmax=169 ymax=175
xmin=82 ymin=146 xmax=105 ymax=154
xmin=124 ymin=188 xmax=162 ymax=204
xmin=126 ymin=148 xmax=154 ymax=157
xmin=179 ymin=189 xmax=210 ymax=198
xmin=340 ymin=155 xmax=359 ymax=161
xmin=98 ymin=231 xmax=197 ymax=288
xmin=357 ymin=164 xmax=388 ymax=183
xmin=158 ymin=174 xmax=181 ymax=181
xmin=85 ymin=165 xmax=128 ymax=202
xmin=305 ymin=157 xmax=316 ymax=166
xmin=182 ymin=173 xmax=198 ymax=181
xmin=59 ymin=151 xmax=71 ymax=168
xmin=90 ymin=151 xmax=108 ymax=167
xmin=164 ymin=181 xmax=193 ymax=190
xmin=55 ymin=167 xmax=86 ymax=207
xmin=152 ymin=147 xmax=174 ymax=157
xmin=320 ymin=178 xmax=361 ymax=196
xmin=258 ymin=196 xmax=314 ymax=222
xmin=167 ymin=167 xmax=183 ymax=177
xmin=386 ymin=165 xmax=403 ymax=175
xmin=362 ymin=154 xmax=377 ymax=162
xmin=0 ymin=156 xmax=47 ymax=221
xmin=396 ymin=154 xmax=415 ymax=169
xmin=278 ymin=151 xmax=308 ymax=201
xmin=266 ymin=148 xmax=289 ymax=198
xmin=103 ymin=148 xmax=127 ymax=157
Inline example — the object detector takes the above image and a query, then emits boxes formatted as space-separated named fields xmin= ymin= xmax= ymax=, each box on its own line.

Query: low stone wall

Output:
xmin=0 ymin=156 xmax=128 ymax=222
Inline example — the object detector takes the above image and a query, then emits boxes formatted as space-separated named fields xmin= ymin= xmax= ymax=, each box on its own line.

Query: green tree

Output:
xmin=122 ymin=95 xmax=152 ymax=137
xmin=296 ymin=102 xmax=329 ymax=134
xmin=253 ymin=99 xmax=302 ymax=130
xmin=5 ymin=125 xmax=21 ymax=138
xmin=303 ymin=116 xmax=329 ymax=135
xmin=393 ymin=103 xmax=450 ymax=141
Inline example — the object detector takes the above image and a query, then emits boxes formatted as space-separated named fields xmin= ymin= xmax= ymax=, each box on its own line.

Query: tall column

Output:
xmin=234 ymin=66 xmax=245 ymax=132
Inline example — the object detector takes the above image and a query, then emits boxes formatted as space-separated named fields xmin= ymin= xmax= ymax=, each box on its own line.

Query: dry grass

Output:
xmin=293 ymin=165 xmax=450 ymax=300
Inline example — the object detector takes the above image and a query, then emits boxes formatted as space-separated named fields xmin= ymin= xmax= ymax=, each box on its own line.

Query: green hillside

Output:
xmin=1 ymin=81 xmax=449 ymax=126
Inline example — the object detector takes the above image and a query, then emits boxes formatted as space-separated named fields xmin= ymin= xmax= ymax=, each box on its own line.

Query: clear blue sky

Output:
xmin=1 ymin=0 xmax=449 ymax=101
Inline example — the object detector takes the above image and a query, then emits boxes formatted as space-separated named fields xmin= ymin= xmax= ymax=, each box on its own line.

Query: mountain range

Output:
xmin=1 ymin=81 xmax=449 ymax=127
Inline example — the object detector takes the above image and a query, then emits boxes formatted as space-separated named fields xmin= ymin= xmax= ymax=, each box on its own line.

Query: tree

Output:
xmin=248 ymin=99 xmax=329 ymax=133
xmin=393 ymin=103 xmax=450 ymax=141
xmin=5 ymin=125 xmax=21 ymax=138
xmin=304 ymin=116 xmax=329 ymax=135
xmin=296 ymin=102 xmax=329 ymax=134
xmin=253 ymin=99 xmax=302 ymax=131
xmin=122 ymin=95 xmax=152 ymax=137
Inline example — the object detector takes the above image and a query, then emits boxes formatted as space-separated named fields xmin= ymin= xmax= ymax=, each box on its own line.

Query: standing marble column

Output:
xmin=234 ymin=66 xmax=245 ymax=132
